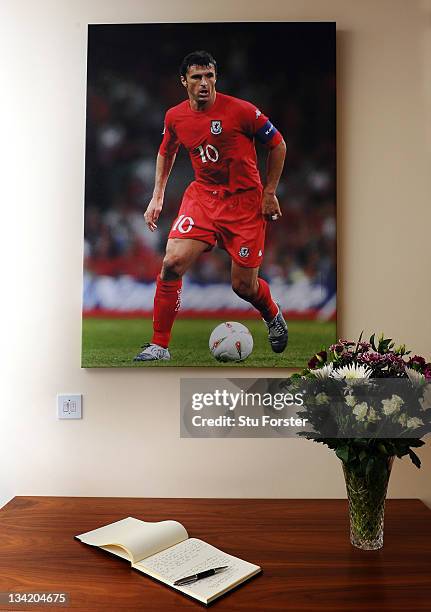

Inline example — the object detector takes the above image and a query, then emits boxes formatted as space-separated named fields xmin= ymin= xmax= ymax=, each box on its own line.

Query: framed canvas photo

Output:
xmin=82 ymin=22 xmax=336 ymax=368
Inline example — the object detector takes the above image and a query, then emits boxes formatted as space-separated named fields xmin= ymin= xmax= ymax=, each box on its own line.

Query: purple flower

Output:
xmin=407 ymin=355 xmax=426 ymax=370
xmin=337 ymin=352 xmax=355 ymax=367
xmin=330 ymin=343 xmax=344 ymax=354
xmin=383 ymin=353 xmax=406 ymax=373
xmin=424 ymin=364 xmax=431 ymax=380
xmin=308 ymin=350 xmax=327 ymax=370
xmin=357 ymin=341 xmax=371 ymax=352
xmin=358 ymin=352 xmax=385 ymax=365
xmin=355 ymin=351 xmax=407 ymax=377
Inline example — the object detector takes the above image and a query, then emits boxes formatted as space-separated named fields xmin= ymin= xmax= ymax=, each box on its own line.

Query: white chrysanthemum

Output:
xmin=382 ymin=394 xmax=404 ymax=415
xmin=353 ymin=402 xmax=368 ymax=421
xmin=311 ymin=363 xmax=333 ymax=379
xmin=405 ymin=367 xmax=425 ymax=387
xmin=315 ymin=392 xmax=329 ymax=405
xmin=406 ymin=417 xmax=424 ymax=429
xmin=419 ymin=385 xmax=431 ymax=412
xmin=331 ymin=363 xmax=373 ymax=382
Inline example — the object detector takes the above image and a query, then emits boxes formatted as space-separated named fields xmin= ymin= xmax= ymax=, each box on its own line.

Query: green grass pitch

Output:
xmin=82 ymin=318 xmax=336 ymax=368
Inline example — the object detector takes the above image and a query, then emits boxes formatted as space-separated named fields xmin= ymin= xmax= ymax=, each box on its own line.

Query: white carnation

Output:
xmin=315 ymin=392 xmax=329 ymax=405
xmin=406 ymin=417 xmax=424 ymax=429
xmin=345 ymin=394 xmax=356 ymax=408
xmin=367 ymin=407 xmax=380 ymax=423
xmin=382 ymin=394 xmax=404 ymax=415
xmin=353 ymin=402 xmax=368 ymax=421
xmin=398 ymin=413 xmax=408 ymax=427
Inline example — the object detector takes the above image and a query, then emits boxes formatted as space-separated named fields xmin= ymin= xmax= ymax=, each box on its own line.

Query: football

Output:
xmin=209 ymin=321 xmax=253 ymax=362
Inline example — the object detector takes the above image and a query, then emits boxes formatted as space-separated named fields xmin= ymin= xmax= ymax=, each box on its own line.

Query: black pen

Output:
xmin=173 ymin=566 xmax=229 ymax=586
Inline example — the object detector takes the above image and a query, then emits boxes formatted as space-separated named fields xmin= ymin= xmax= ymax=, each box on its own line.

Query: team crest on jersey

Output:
xmin=210 ymin=120 xmax=222 ymax=135
xmin=239 ymin=247 xmax=250 ymax=258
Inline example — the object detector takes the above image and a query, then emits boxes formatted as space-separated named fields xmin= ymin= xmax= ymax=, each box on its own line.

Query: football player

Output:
xmin=134 ymin=50 xmax=287 ymax=361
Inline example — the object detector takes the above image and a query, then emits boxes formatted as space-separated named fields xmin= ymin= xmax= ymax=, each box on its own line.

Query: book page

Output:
xmin=135 ymin=538 xmax=260 ymax=603
xmin=76 ymin=517 xmax=188 ymax=563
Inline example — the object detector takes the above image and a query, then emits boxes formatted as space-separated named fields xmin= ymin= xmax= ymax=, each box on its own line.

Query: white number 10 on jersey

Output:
xmin=197 ymin=144 xmax=219 ymax=163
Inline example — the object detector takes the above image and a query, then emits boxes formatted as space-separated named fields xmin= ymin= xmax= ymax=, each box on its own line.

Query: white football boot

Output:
xmin=133 ymin=343 xmax=171 ymax=361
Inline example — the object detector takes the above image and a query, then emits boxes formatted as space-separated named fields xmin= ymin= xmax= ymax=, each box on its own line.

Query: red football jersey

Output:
xmin=159 ymin=92 xmax=283 ymax=194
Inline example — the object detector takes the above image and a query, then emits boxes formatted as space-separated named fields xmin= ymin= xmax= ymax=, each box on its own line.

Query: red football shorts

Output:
xmin=168 ymin=182 xmax=266 ymax=268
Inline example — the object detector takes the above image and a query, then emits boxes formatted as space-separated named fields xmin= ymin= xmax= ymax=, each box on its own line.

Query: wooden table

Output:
xmin=0 ymin=497 xmax=430 ymax=611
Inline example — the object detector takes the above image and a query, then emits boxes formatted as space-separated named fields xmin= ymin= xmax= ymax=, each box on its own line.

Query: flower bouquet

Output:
xmin=293 ymin=333 xmax=431 ymax=550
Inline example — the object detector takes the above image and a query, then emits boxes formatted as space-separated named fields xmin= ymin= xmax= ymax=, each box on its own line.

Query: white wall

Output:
xmin=1 ymin=0 xmax=430 ymax=508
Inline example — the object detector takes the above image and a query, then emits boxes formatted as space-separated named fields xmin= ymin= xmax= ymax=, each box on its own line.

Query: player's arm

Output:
xmin=144 ymin=111 xmax=180 ymax=231
xmin=245 ymin=102 xmax=286 ymax=221
xmin=144 ymin=152 xmax=176 ymax=232
xmin=262 ymin=138 xmax=286 ymax=221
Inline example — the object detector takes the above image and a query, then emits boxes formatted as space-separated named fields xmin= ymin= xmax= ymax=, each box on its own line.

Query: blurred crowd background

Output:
xmin=83 ymin=23 xmax=336 ymax=315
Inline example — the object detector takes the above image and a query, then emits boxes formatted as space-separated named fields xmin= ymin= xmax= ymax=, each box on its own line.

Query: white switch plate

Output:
xmin=57 ymin=394 xmax=82 ymax=419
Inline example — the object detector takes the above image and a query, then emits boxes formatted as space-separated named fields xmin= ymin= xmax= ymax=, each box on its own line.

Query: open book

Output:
xmin=76 ymin=517 xmax=261 ymax=604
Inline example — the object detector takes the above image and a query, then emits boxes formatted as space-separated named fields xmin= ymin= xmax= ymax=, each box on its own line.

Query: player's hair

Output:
xmin=179 ymin=50 xmax=217 ymax=78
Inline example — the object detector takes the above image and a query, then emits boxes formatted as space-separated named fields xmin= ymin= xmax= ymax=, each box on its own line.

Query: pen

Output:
xmin=173 ymin=566 xmax=229 ymax=586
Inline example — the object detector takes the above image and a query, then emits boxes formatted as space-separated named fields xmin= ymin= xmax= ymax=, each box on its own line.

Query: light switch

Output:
xmin=57 ymin=394 xmax=82 ymax=419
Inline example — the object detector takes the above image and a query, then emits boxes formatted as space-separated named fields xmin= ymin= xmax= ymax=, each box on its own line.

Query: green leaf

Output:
xmin=380 ymin=338 xmax=393 ymax=353
xmin=408 ymin=449 xmax=422 ymax=468
xmin=353 ymin=438 xmax=369 ymax=447
xmin=409 ymin=439 xmax=425 ymax=448
xmin=385 ymin=441 xmax=396 ymax=453
xmin=365 ymin=457 xmax=375 ymax=476
xmin=353 ymin=331 xmax=364 ymax=357
xmin=336 ymin=446 xmax=349 ymax=463
xmin=370 ymin=334 xmax=376 ymax=351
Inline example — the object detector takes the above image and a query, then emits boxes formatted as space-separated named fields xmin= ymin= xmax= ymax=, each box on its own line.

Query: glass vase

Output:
xmin=342 ymin=456 xmax=394 ymax=550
